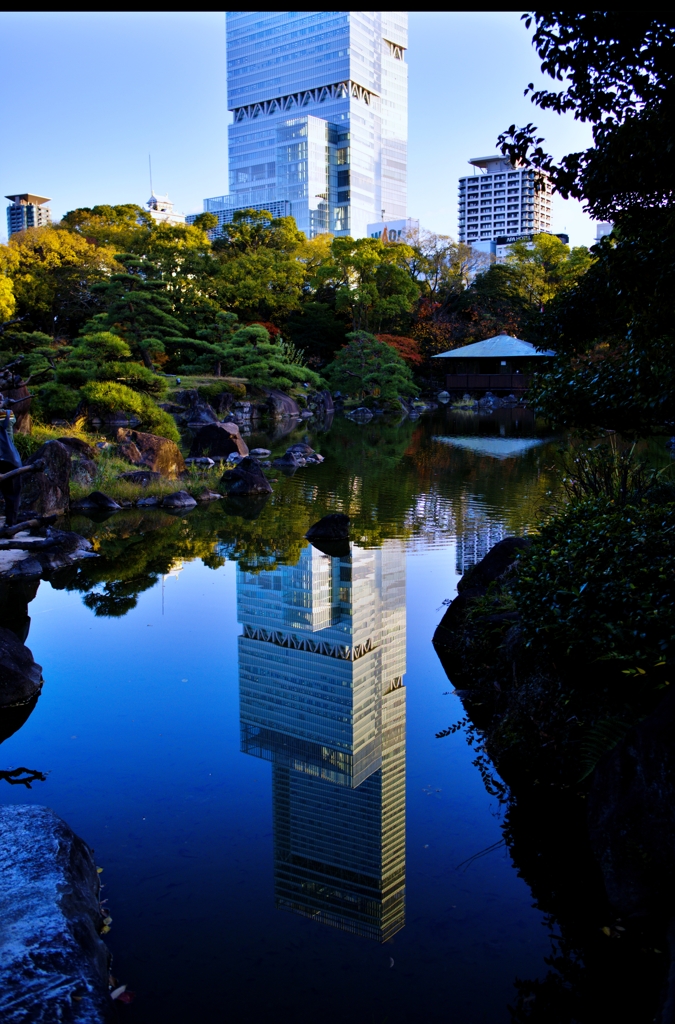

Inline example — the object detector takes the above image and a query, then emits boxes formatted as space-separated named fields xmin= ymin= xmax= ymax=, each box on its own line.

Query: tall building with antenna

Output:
xmin=192 ymin=11 xmax=409 ymax=239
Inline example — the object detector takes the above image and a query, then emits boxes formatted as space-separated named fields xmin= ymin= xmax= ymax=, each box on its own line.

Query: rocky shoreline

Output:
xmin=433 ymin=537 xmax=675 ymax=1021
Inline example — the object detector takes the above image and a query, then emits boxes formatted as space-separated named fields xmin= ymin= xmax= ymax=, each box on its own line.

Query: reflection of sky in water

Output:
xmin=0 ymin=410 xmax=559 ymax=1023
xmin=432 ymin=435 xmax=548 ymax=459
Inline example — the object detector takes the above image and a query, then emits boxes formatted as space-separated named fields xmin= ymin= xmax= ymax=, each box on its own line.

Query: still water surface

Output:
xmin=3 ymin=406 xmax=560 ymax=1023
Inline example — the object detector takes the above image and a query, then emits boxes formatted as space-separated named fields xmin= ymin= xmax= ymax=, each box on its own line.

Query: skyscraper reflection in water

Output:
xmin=237 ymin=541 xmax=406 ymax=942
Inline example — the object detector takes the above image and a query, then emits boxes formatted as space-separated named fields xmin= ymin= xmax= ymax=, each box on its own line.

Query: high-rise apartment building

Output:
xmin=457 ymin=155 xmax=552 ymax=246
xmin=6 ymin=193 xmax=51 ymax=237
xmin=195 ymin=12 xmax=408 ymax=239
xmin=237 ymin=540 xmax=407 ymax=941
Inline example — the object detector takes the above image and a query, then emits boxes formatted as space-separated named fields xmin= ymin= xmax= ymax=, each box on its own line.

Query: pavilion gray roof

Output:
xmin=432 ymin=334 xmax=555 ymax=359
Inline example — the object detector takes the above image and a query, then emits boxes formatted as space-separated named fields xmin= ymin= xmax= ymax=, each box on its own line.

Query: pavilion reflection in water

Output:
xmin=237 ymin=541 xmax=406 ymax=942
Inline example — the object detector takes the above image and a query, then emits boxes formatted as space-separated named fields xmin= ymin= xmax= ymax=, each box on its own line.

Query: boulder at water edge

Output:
xmin=305 ymin=513 xmax=350 ymax=557
xmin=20 ymin=441 xmax=71 ymax=517
xmin=0 ymin=805 xmax=111 ymax=1024
xmin=189 ymin=422 xmax=249 ymax=459
xmin=116 ymin=428 xmax=186 ymax=478
xmin=162 ymin=490 xmax=198 ymax=509
xmin=70 ymin=491 xmax=121 ymax=512
xmin=220 ymin=457 xmax=272 ymax=496
xmin=306 ymin=513 xmax=350 ymax=542
xmin=0 ymin=626 xmax=42 ymax=708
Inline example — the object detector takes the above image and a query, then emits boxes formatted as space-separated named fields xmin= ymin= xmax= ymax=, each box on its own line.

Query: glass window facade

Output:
xmin=196 ymin=12 xmax=408 ymax=239
xmin=237 ymin=541 xmax=406 ymax=941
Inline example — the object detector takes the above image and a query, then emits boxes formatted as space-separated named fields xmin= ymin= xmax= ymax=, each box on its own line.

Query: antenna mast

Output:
xmin=149 ymin=154 xmax=153 ymax=196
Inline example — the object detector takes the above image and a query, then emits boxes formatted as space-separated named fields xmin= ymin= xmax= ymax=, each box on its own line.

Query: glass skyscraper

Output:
xmin=197 ymin=12 xmax=408 ymax=239
xmin=237 ymin=540 xmax=407 ymax=941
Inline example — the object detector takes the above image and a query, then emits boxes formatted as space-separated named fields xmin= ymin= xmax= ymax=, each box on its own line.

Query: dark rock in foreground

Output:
xmin=71 ymin=492 xmax=121 ymax=512
xmin=189 ymin=422 xmax=249 ymax=459
xmin=0 ymin=527 xmax=96 ymax=581
xmin=0 ymin=805 xmax=110 ymax=1023
xmin=21 ymin=441 xmax=71 ymax=517
xmin=162 ymin=490 xmax=197 ymax=509
xmin=0 ymin=626 xmax=42 ymax=708
xmin=220 ymin=457 xmax=272 ymax=496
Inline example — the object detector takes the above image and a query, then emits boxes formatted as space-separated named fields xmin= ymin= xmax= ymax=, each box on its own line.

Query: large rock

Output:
xmin=265 ymin=389 xmax=300 ymax=421
xmin=70 ymin=492 xmax=121 ymax=512
xmin=456 ymin=536 xmax=531 ymax=596
xmin=189 ymin=422 xmax=249 ymax=459
xmin=57 ymin=437 xmax=97 ymax=460
xmin=20 ymin=441 xmax=71 ymax=517
xmin=0 ymin=625 xmax=42 ymax=707
xmin=162 ymin=490 xmax=197 ymax=509
xmin=0 ymin=805 xmax=110 ymax=1023
xmin=57 ymin=438 xmax=98 ymax=487
xmin=306 ymin=513 xmax=350 ymax=542
xmin=0 ymin=528 xmax=96 ymax=582
xmin=305 ymin=513 xmax=350 ymax=558
xmin=220 ymin=457 xmax=272 ymax=496
xmin=115 ymin=428 xmax=185 ymax=478
xmin=272 ymin=451 xmax=304 ymax=471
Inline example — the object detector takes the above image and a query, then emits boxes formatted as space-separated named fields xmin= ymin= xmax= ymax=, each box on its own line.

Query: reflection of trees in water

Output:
xmin=64 ymin=415 xmax=558 ymax=616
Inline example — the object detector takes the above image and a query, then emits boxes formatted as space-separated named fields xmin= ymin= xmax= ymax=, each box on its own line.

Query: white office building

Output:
xmin=458 ymin=155 xmax=553 ymax=248
xmin=6 ymin=193 xmax=51 ymax=237
xmin=193 ymin=12 xmax=409 ymax=239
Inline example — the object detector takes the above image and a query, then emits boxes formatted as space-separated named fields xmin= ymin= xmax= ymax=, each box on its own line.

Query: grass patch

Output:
xmin=69 ymin=449 xmax=230 ymax=503
xmin=14 ymin=421 xmax=104 ymax=460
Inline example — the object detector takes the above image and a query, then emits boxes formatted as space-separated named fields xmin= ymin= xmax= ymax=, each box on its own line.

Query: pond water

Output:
xmin=2 ymin=405 xmax=562 ymax=1023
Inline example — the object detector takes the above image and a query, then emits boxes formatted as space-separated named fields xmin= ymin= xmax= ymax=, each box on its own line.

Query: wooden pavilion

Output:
xmin=432 ymin=334 xmax=555 ymax=395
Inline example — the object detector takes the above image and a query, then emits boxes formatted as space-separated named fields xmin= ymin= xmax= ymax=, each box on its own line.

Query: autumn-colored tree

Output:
xmin=376 ymin=334 xmax=423 ymax=367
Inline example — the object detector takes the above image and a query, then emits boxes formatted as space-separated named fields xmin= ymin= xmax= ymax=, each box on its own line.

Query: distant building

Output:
xmin=196 ymin=11 xmax=408 ymax=239
xmin=146 ymin=192 xmax=185 ymax=226
xmin=458 ymin=155 xmax=553 ymax=247
xmin=367 ymin=217 xmax=419 ymax=242
xmin=6 ymin=193 xmax=51 ymax=237
xmin=595 ymin=222 xmax=613 ymax=242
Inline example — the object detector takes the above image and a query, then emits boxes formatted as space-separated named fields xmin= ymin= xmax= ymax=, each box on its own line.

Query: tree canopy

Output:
xmin=498 ymin=13 xmax=675 ymax=433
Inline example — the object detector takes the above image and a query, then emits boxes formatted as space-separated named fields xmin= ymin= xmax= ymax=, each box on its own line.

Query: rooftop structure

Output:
xmin=197 ymin=12 xmax=408 ymax=239
xmin=237 ymin=540 xmax=407 ymax=941
xmin=146 ymin=192 xmax=185 ymax=226
xmin=433 ymin=335 xmax=555 ymax=360
xmin=6 ymin=193 xmax=51 ymax=237
xmin=458 ymin=155 xmax=552 ymax=247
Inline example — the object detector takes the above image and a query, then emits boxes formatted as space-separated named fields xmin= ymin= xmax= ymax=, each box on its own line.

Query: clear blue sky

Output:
xmin=0 ymin=11 xmax=595 ymax=246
